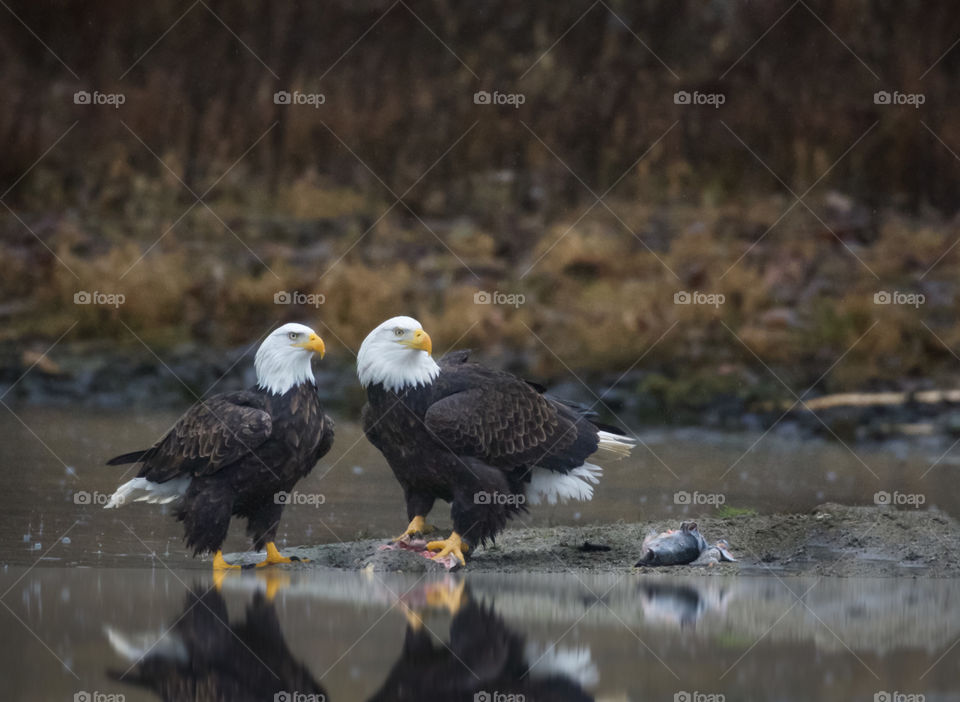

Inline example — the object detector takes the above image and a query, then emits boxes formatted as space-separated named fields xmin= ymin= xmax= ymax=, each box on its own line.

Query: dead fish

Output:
xmin=691 ymin=538 xmax=736 ymax=566
xmin=635 ymin=522 xmax=736 ymax=566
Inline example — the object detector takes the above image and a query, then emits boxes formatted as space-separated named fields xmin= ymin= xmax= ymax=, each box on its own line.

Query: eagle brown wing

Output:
xmin=136 ymin=391 xmax=273 ymax=482
xmin=423 ymin=364 xmax=595 ymax=472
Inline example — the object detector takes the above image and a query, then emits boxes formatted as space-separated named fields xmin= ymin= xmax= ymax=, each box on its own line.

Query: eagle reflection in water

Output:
xmin=105 ymin=579 xmax=326 ymax=702
xmin=370 ymin=581 xmax=596 ymax=702
xmin=105 ymin=578 xmax=593 ymax=702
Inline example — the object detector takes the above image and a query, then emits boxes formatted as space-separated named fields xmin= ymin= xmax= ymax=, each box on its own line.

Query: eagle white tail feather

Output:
xmin=524 ymin=642 xmax=599 ymax=687
xmin=594 ymin=430 xmax=636 ymax=460
xmin=105 ymin=625 xmax=188 ymax=663
xmin=526 ymin=463 xmax=602 ymax=505
xmin=104 ymin=477 xmax=191 ymax=509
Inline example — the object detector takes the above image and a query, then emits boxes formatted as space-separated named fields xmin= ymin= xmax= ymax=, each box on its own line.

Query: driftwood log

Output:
xmin=783 ymin=390 xmax=960 ymax=411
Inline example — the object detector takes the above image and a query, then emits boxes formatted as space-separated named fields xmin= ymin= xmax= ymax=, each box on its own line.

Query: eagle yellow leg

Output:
xmin=254 ymin=542 xmax=306 ymax=567
xmin=212 ymin=550 xmax=241 ymax=570
xmin=426 ymin=532 xmax=468 ymax=567
xmin=393 ymin=515 xmax=435 ymax=542
xmin=212 ymin=551 xmax=240 ymax=591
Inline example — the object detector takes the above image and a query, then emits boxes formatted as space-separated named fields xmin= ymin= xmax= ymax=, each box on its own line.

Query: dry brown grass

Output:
xmin=2 ymin=189 xmax=958 ymax=397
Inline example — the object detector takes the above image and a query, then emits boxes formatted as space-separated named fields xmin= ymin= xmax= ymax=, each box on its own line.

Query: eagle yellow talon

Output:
xmin=426 ymin=532 xmax=468 ymax=567
xmin=254 ymin=542 xmax=304 ymax=567
xmin=393 ymin=515 xmax=435 ymax=542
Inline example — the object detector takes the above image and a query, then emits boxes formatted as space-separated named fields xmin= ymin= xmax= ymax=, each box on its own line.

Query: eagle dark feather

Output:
xmin=423 ymin=362 xmax=598 ymax=472
xmin=362 ymin=348 xmax=626 ymax=551
xmin=122 ymin=392 xmax=273 ymax=481
xmin=108 ymin=384 xmax=334 ymax=556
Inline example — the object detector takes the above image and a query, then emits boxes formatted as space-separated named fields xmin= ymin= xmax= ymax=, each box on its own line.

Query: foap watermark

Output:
xmin=873 ymin=290 xmax=924 ymax=308
xmin=474 ymin=692 xmax=525 ymax=702
xmin=674 ymin=90 xmax=725 ymax=108
xmin=475 ymin=491 xmax=525 ymax=507
xmin=275 ymin=491 xmax=326 ymax=507
xmin=874 ymin=91 xmax=925 ymax=109
xmin=274 ymin=693 xmax=326 ymax=702
xmin=674 ymin=692 xmax=725 ymax=702
xmin=474 ymin=290 xmax=525 ymax=308
xmin=275 ymin=291 xmax=325 ymax=307
xmin=874 ymin=692 xmax=925 ymax=702
xmin=674 ymin=291 xmax=725 ymax=308
xmin=674 ymin=490 xmax=726 ymax=507
xmin=473 ymin=90 xmax=525 ymax=108
xmin=874 ymin=491 xmax=925 ymax=508
xmin=274 ymin=90 xmax=326 ymax=108
xmin=74 ymin=692 xmax=125 ymax=702
xmin=74 ymin=90 xmax=125 ymax=108
xmin=75 ymin=290 xmax=126 ymax=308
xmin=74 ymin=491 xmax=117 ymax=506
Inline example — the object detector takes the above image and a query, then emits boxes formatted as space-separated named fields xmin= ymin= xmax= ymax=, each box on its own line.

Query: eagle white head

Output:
xmin=357 ymin=316 xmax=441 ymax=392
xmin=255 ymin=322 xmax=326 ymax=395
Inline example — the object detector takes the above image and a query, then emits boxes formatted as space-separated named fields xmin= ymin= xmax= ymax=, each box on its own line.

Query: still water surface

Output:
xmin=2 ymin=568 xmax=958 ymax=701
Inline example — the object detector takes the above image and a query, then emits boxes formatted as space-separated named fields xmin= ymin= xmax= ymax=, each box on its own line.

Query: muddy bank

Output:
xmin=7 ymin=341 xmax=960 ymax=447
xmin=270 ymin=503 xmax=960 ymax=577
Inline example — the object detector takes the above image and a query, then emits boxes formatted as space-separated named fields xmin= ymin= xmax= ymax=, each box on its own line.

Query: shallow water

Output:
xmin=1 ymin=408 xmax=959 ymax=700
xmin=1 ymin=568 xmax=958 ymax=701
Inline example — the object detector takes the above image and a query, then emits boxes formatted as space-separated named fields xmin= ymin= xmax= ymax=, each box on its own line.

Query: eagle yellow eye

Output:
xmin=393 ymin=328 xmax=404 ymax=337
xmin=288 ymin=332 xmax=299 ymax=340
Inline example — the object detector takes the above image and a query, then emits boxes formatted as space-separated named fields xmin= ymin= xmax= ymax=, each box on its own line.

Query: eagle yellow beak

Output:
xmin=401 ymin=329 xmax=432 ymax=355
xmin=294 ymin=333 xmax=326 ymax=358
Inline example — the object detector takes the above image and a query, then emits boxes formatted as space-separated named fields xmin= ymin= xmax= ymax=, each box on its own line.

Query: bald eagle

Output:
xmin=105 ymin=323 xmax=334 ymax=569
xmin=358 ymin=316 xmax=635 ymax=567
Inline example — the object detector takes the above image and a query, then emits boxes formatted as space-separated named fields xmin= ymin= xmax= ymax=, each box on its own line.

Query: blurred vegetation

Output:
xmin=3 ymin=0 xmax=960 ymax=403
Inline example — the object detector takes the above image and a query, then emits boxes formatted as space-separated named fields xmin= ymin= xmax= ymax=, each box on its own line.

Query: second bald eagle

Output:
xmin=358 ymin=316 xmax=635 ymax=567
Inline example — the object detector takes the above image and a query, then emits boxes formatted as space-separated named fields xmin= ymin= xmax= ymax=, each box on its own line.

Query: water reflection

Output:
xmin=370 ymin=581 xmax=594 ymax=702
xmin=636 ymin=580 xmax=734 ymax=630
xmin=1 ymin=567 xmax=958 ymax=701
xmin=106 ymin=577 xmax=326 ymax=702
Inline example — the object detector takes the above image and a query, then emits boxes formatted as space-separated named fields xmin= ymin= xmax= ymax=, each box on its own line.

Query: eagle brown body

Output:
xmin=106 ymin=323 xmax=333 ymax=565
xmin=110 ymin=383 xmax=333 ymax=555
xmin=362 ymin=350 xmax=606 ymax=550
